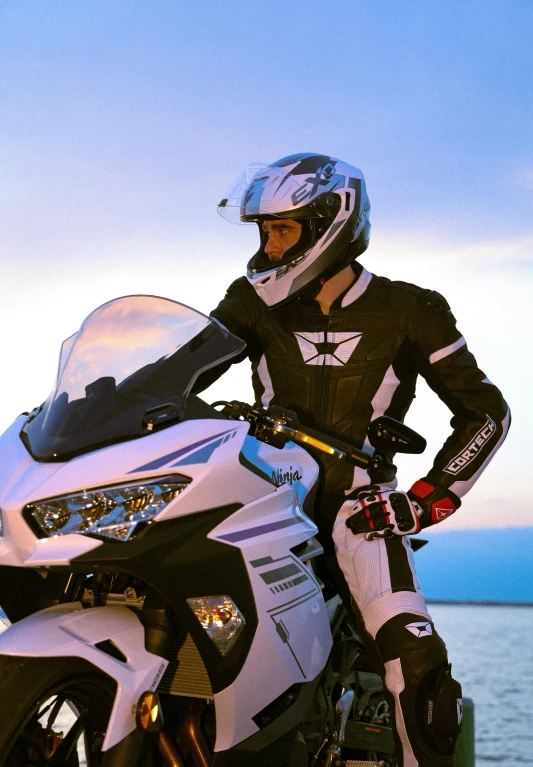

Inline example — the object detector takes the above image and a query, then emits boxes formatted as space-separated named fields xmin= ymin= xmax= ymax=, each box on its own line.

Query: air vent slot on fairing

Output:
xmin=157 ymin=626 xmax=213 ymax=699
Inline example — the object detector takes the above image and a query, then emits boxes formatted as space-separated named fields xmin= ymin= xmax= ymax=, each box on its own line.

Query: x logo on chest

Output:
xmin=294 ymin=331 xmax=363 ymax=366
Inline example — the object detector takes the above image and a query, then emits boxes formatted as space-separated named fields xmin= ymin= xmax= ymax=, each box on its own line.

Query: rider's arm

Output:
xmin=193 ymin=278 xmax=257 ymax=393
xmin=210 ymin=277 xmax=257 ymax=344
xmin=209 ymin=277 xmax=259 ymax=343
xmin=407 ymin=290 xmax=510 ymax=528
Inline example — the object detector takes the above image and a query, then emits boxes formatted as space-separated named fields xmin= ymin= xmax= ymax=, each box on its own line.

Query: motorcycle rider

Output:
xmin=209 ymin=153 xmax=510 ymax=766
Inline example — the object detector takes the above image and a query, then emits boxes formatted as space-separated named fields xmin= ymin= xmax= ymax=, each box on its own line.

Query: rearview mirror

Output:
xmin=367 ymin=416 xmax=426 ymax=454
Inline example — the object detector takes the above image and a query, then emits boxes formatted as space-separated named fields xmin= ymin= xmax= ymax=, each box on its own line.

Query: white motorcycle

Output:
xmin=0 ymin=295 xmax=427 ymax=767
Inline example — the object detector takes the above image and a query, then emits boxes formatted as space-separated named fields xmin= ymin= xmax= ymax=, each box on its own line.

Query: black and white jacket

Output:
xmin=211 ymin=263 xmax=510 ymax=520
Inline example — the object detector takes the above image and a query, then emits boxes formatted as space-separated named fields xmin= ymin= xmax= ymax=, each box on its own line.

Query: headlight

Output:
xmin=24 ymin=475 xmax=190 ymax=542
xmin=187 ymin=596 xmax=245 ymax=656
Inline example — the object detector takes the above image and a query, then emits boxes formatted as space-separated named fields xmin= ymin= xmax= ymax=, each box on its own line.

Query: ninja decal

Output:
xmin=294 ymin=331 xmax=363 ymax=366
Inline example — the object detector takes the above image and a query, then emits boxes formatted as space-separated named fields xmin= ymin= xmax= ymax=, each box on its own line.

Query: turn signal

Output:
xmin=135 ymin=691 xmax=164 ymax=732
xmin=187 ymin=596 xmax=245 ymax=656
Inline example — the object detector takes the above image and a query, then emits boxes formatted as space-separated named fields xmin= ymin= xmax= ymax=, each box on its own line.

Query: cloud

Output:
xmin=373 ymin=233 xmax=533 ymax=267
xmin=446 ymin=235 xmax=533 ymax=265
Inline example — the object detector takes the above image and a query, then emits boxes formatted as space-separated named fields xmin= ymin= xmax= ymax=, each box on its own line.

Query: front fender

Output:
xmin=0 ymin=603 xmax=167 ymax=750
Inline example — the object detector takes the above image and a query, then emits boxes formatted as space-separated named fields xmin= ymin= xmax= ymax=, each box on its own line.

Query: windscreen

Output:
xmin=23 ymin=296 xmax=245 ymax=461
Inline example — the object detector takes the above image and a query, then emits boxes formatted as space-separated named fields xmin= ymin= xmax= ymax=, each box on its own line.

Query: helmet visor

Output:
xmin=218 ymin=162 xmax=342 ymax=224
xmin=217 ymin=163 xmax=297 ymax=223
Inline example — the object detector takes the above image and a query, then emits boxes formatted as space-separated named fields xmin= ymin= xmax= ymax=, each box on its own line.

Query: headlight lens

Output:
xmin=24 ymin=475 xmax=190 ymax=542
xmin=187 ymin=596 xmax=245 ymax=656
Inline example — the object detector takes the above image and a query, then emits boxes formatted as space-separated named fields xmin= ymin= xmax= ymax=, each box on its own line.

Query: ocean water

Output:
xmin=429 ymin=604 xmax=533 ymax=765
xmin=1 ymin=604 xmax=532 ymax=764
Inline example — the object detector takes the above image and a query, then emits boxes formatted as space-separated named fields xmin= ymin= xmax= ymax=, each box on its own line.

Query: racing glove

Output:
xmin=345 ymin=481 xmax=461 ymax=540
xmin=345 ymin=486 xmax=423 ymax=540
xmin=408 ymin=479 xmax=461 ymax=529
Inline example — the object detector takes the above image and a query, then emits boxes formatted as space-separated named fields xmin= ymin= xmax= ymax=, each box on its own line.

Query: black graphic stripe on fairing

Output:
xmin=268 ymin=587 xmax=321 ymax=616
xmin=250 ymin=553 xmax=292 ymax=568
xmin=129 ymin=428 xmax=237 ymax=472
xmin=260 ymin=563 xmax=301 ymax=585
xmin=270 ymin=574 xmax=309 ymax=594
xmin=218 ymin=516 xmax=303 ymax=543
xmin=384 ymin=537 xmax=416 ymax=593
xmin=272 ymin=617 xmax=306 ymax=678
xmin=291 ymin=574 xmax=308 ymax=586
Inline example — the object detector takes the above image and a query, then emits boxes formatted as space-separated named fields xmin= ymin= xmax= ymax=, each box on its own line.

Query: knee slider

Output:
xmin=425 ymin=664 xmax=463 ymax=753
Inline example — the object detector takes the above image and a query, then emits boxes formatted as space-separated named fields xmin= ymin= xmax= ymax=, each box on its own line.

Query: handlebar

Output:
xmin=211 ymin=400 xmax=384 ymax=475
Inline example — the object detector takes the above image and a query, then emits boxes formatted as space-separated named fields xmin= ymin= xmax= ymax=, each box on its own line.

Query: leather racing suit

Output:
xmin=210 ymin=261 xmax=510 ymax=766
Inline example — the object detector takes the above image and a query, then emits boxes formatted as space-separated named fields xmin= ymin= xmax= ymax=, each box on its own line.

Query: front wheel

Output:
xmin=0 ymin=655 xmax=116 ymax=766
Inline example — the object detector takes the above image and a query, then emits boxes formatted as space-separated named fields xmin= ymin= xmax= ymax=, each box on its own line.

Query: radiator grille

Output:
xmin=344 ymin=761 xmax=385 ymax=766
xmin=158 ymin=627 xmax=213 ymax=699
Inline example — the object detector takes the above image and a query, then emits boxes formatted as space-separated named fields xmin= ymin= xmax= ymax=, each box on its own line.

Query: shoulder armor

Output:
xmin=390 ymin=279 xmax=427 ymax=297
xmin=224 ymin=276 xmax=251 ymax=298
xmin=372 ymin=278 xmax=455 ymax=325
xmin=418 ymin=289 xmax=452 ymax=317
xmin=372 ymin=275 xmax=428 ymax=305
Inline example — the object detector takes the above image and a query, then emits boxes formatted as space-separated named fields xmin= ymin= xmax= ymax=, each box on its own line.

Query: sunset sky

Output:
xmin=1 ymin=0 xmax=532 ymax=531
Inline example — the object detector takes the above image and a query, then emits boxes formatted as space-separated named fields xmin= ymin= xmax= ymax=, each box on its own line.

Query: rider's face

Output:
xmin=262 ymin=219 xmax=302 ymax=261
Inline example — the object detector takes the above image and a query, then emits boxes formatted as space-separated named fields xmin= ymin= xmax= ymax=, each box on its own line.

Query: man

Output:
xmin=211 ymin=153 xmax=509 ymax=766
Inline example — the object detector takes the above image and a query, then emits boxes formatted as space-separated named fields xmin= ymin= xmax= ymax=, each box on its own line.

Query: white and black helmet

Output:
xmin=218 ymin=153 xmax=371 ymax=307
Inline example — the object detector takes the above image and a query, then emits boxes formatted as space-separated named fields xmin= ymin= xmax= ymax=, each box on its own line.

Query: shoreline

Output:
xmin=427 ymin=599 xmax=533 ymax=608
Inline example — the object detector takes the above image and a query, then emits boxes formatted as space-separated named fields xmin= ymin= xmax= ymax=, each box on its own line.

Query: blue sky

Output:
xmin=1 ymin=0 xmax=532 ymax=530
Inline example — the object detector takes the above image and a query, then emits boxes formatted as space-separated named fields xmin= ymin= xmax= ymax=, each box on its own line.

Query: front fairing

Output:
xmin=0 ymin=415 xmax=262 ymax=566
xmin=0 ymin=413 xmax=331 ymax=752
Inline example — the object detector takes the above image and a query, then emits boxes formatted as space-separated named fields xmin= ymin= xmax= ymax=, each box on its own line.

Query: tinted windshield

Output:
xmin=23 ymin=296 xmax=245 ymax=461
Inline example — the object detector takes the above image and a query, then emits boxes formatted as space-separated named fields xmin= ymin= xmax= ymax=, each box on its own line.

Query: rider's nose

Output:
xmin=265 ymin=234 xmax=283 ymax=260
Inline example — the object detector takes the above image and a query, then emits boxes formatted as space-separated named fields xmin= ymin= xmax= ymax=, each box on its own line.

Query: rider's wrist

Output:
xmin=408 ymin=479 xmax=461 ymax=528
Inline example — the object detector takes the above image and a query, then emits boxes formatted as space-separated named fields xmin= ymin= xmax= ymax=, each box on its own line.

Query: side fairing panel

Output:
xmin=207 ymin=486 xmax=331 ymax=752
xmin=241 ymin=437 xmax=319 ymax=506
